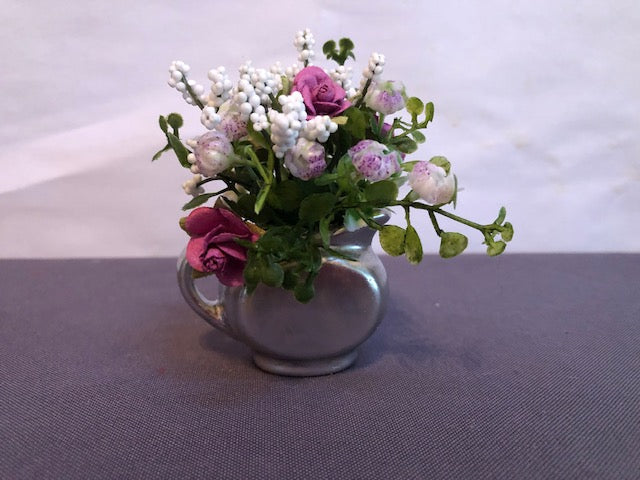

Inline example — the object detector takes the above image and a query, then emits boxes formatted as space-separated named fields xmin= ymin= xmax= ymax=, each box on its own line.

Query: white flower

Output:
xmin=408 ymin=161 xmax=456 ymax=205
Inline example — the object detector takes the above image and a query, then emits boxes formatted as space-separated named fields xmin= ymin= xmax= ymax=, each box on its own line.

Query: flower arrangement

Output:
xmin=153 ymin=29 xmax=513 ymax=302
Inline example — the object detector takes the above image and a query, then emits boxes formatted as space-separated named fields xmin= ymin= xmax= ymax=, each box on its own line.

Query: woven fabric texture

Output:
xmin=1 ymin=255 xmax=639 ymax=479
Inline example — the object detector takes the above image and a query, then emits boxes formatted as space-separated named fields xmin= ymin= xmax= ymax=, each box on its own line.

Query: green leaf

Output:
xmin=280 ymin=75 xmax=291 ymax=95
xmin=406 ymin=97 xmax=424 ymax=116
xmin=247 ymin=122 xmax=270 ymax=150
xmin=501 ymin=222 xmax=514 ymax=242
xmin=294 ymin=280 xmax=315 ymax=303
xmin=392 ymin=137 xmax=418 ymax=154
xmin=167 ymin=113 xmax=184 ymax=130
xmin=314 ymin=172 xmax=339 ymax=186
xmin=267 ymin=180 xmax=303 ymax=212
xmin=322 ymin=40 xmax=336 ymax=56
xmin=158 ymin=115 xmax=168 ymax=133
xmin=299 ymin=193 xmax=336 ymax=223
xmin=331 ymin=116 xmax=348 ymax=125
xmin=405 ymin=225 xmax=423 ymax=264
xmin=167 ymin=132 xmax=191 ymax=168
xmin=430 ymin=156 xmax=451 ymax=175
xmin=411 ymin=131 xmax=426 ymax=143
xmin=181 ymin=193 xmax=217 ymax=210
xmin=261 ymin=261 xmax=284 ymax=287
xmin=439 ymin=232 xmax=468 ymax=258
xmin=178 ymin=217 xmax=188 ymax=233
xmin=379 ymin=225 xmax=406 ymax=256
xmin=338 ymin=37 xmax=354 ymax=51
xmin=364 ymin=180 xmax=399 ymax=204
xmin=424 ymin=102 xmax=435 ymax=123
xmin=152 ymin=144 xmax=171 ymax=161
xmin=342 ymin=107 xmax=367 ymax=139
xmin=487 ymin=240 xmax=506 ymax=256
xmin=319 ymin=216 xmax=331 ymax=247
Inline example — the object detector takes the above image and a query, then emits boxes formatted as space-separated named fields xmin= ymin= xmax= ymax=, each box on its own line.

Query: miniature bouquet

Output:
xmin=153 ymin=29 xmax=513 ymax=302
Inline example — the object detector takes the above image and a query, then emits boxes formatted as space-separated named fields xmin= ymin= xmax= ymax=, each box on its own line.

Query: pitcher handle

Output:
xmin=177 ymin=251 xmax=236 ymax=339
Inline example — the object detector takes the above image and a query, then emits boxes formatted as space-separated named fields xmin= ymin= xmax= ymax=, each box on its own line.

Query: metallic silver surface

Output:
xmin=177 ymin=217 xmax=389 ymax=376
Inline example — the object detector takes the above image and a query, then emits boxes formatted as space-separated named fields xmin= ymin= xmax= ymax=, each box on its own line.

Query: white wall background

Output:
xmin=1 ymin=0 xmax=639 ymax=258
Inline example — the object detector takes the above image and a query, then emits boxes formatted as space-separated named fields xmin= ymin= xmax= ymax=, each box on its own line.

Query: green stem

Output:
xmin=354 ymin=77 xmax=373 ymax=108
xmin=181 ymin=74 xmax=205 ymax=110
xmin=428 ymin=210 xmax=443 ymax=236
xmin=246 ymin=148 xmax=270 ymax=183
xmin=356 ymin=209 xmax=383 ymax=231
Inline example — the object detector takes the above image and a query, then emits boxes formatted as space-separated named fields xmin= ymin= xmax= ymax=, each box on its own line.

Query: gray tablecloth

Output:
xmin=1 ymin=255 xmax=639 ymax=479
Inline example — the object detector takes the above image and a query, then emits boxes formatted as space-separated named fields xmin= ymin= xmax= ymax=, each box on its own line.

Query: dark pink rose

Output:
xmin=291 ymin=66 xmax=351 ymax=118
xmin=184 ymin=207 xmax=259 ymax=287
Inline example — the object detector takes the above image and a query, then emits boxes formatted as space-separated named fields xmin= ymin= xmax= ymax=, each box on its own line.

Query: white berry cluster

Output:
xmin=182 ymin=174 xmax=204 ymax=196
xmin=207 ymin=67 xmax=233 ymax=108
xmin=302 ymin=116 xmax=338 ymax=143
xmin=359 ymin=52 xmax=386 ymax=91
xmin=185 ymin=139 xmax=201 ymax=173
xmin=168 ymin=61 xmax=208 ymax=107
xmin=268 ymin=91 xmax=307 ymax=158
xmin=200 ymin=106 xmax=221 ymax=130
xmin=285 ymin=63 xmax=302 ymax=80
xmin=330 ymin=65 xmax=357 ymax=99
xmin=294 ymin=28 xmax=315 ymax=65
xmin=241 ymin=63 xmax=282 ymax=105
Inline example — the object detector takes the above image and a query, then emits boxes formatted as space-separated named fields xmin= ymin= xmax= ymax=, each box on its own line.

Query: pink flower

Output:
xmin=348 ymin=140 xmax=402 ymax=182
xmin=365 ymin=81 xmax=406 ymax=115
xmin=284 ymin=138 xmax=327 ymax=180
xmin=184 ymin=207 xmax=259 ymax=287
xmin=291 ymin=66 xmax=351 ymax=118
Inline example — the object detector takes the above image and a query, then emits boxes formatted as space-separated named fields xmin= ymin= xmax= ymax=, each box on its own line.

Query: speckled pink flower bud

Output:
xmin=284 ymin=138 xmax=327 ymax=180
xmin=365 ymin=81 xmax=406 ymax=115
xmin=348 ymin=140 xmax=402 ymax=182
xmin=216 ymin=101 xmax=248 ymax=141
xmin=194 ymin=130 xmax=233 ymax=177
xmin=408 ymin=161 xmax=456 ymax=205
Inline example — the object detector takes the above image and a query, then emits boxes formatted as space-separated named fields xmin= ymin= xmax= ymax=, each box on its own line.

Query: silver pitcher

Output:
xmin=177 ymin=216 xmax=388 ymax=376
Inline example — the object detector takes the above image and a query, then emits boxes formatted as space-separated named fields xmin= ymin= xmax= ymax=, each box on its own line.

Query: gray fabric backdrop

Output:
xmin=1 ymin=254 xmax=639 ymax=479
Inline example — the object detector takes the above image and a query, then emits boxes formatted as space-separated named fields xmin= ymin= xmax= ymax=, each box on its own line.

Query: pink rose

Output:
xmin=184 ymin=207 xmax=259 ymax=287
xmin=291 ymin=66 xmax=351 ymax=118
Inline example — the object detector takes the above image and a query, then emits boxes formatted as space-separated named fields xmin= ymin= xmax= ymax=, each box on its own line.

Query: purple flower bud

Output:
xmin=284 ymin=138 xmax=327 ymax=180
xmin=408 ymin=161 xmax=456 ymax=205
xmin=365 ymin=81 xmax=406 ymax=115
xmin=194 ymin=130 xmax=233 ymax=177
xmin=348 ymin=140 xmax=402 ymax=182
